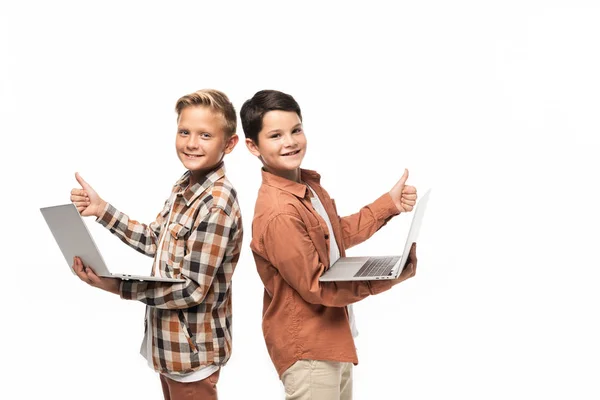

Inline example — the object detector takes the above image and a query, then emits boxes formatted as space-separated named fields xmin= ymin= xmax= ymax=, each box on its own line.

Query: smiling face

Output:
xmin=176 ymin=105 xmax=238 ymax=182
xmin=245 ymin=110 xmax=307 ymax=182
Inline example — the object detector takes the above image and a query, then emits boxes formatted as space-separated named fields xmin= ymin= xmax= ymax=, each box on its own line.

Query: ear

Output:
xmin=245 ymin=138 xmax=262 ymax=157
xmin=223 ymin=134 xmax=239 ymax=154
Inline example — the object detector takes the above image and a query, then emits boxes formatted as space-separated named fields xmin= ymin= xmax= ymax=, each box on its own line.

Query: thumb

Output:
xmin=75 ymin=172 xmax=92 ymax=191
xmin=398 ymin=168 xmax=409 ymax=187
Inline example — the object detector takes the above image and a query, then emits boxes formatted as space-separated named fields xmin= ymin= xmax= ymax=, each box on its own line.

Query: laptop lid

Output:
xmin=40 ymin=203 xmax=113 ymax=277
xmin=41 ymin=203 xmax=186 ymax=283
xmin=391 ymin=188 xmax=431 ymax=277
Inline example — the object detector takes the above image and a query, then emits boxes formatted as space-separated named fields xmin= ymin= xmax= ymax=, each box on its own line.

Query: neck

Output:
xmin=264 ymin=166 xmax=301 ymax=183
xmin=188 ymin=170 xmax=204 ymax=186
xmin=188 ymin=161 xmax=223 ymax=185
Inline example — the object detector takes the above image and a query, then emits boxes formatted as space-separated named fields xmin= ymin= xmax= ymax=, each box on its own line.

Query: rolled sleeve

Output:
xmin=340 ymin=193 xmax=400 ymax=249
xmin=120 ymin=207 xmax=234 ymax=309
xmin=262 ymin=213 xmax=378 ymax=307
xmin=95 ymin=202 xmax=162 ymax=257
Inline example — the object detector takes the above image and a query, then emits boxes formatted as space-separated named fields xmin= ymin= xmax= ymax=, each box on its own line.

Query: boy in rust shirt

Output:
xmin=240 ymin=90 xmax=418 ymax=400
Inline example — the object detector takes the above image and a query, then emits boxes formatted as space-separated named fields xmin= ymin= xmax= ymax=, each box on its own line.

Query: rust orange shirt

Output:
xmin=250 ymin=168 xmax=402 ymax=377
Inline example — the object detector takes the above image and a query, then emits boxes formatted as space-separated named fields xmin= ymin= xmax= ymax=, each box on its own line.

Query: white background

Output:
xmin=1 ymin=0 xmax=599 ymax=399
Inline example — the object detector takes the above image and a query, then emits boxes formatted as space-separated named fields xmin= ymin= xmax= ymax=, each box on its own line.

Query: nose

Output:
xmin=283 ymin=133 xmax=298 ymax=148
xmin=186 ymin=134 xmax=200 ymax=149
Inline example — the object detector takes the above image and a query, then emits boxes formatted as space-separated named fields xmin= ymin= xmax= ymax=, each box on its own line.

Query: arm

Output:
xmin=70 ymin=172 xmax=163 ymax=257
xmin=339 ymin=193 xmax=400 ymax=249
xmin=96 ymin=203 xmax=163 ymax=257
xmin=340 ymin=168 xmax=417 ymax=249
xmin=119 ymin=207 xmax=238 ymax=309
xmin=262 ymin=213 xmax=395 ymax=307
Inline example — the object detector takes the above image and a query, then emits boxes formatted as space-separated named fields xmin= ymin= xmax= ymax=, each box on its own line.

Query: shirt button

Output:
xmin=324 ymin=234 xmax=329 ymax=240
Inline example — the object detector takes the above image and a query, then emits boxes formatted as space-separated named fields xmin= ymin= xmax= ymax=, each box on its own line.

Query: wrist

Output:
xmin=96 ymin=200 xmax=108 ymax=218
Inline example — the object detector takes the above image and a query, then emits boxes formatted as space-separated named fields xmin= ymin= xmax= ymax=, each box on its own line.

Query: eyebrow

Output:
xmin=267 ymin=124 xmax=302 ymax=135
xmin=177 ymin=126 xmax=213 ymax=135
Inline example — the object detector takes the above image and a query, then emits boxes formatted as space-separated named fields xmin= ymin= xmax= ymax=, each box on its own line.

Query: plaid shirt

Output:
xmin=96 ymin=163 xmax=243 ymax=375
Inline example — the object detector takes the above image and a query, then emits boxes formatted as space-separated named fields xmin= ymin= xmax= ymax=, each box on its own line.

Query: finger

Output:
xmin=405 ymin=259 xmax=417 ymax=275
xmin=72 ymin=197 xmax=90 ymax=205
xmin=70 ymin=194 xmax=89 ymax=202
xmin=401 ymin=199 xmax=417 ymax=206
xmin=72 ymin=256 xmax=84 ymax=273
xmin=401 ymin=185 xmax=417 ymax=194
xmin=73 ymin=257 xmax=91 ymax=282
xmin=86 ymin=268 xmax=101 ymax=285
xmin=75 ymin=172 xmax=92 ymax=191
xmin=397 ymin=169 xmax=409 ymax=187
xmin=400 ymin=192 xmax=417 ymax=200
xmin=71 ymin=198 xmax=89 ymax=206
xmin=399 ymin=263 xmax=414 ymax=279
xmin=71 ymin=200 xmax=90 ymax=207
xmin=409 ymin=242 xmax=417 ymax=261
xmin=408 ymin=262 xmax=416 ymax=276
xmin=70 ymin=189 xmax=88 ymax=197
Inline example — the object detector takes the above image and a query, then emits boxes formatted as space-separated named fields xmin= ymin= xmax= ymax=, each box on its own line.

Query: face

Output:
xmin=176 ymin=106 xmax=238 ymax=181
xmin=246 ymin=110 xmax=307 ymax=182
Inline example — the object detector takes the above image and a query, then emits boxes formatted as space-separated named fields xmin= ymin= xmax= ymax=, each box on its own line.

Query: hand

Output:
xmin=389 ymin=169 xmax=418 ymax=213
xmin=393 ymin=242 xmax=417 ymax=285
xmin=70 ymin=172 xmax=107 ymax=218
xmin=72 ymin=256 xmax=121 ymax=295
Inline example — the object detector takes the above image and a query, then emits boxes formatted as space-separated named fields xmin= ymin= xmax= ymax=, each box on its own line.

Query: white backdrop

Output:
xmin=1 ymin=1 xmax=599 ymax=399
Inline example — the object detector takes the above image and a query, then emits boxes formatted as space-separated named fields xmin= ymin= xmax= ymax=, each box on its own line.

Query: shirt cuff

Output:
xmin=120 ymin=280 xmax=137 ymax=300
xmin=367 ymin=279 xmax=394 ymax=295
xmin=96 ymin=202 xmax=117 ymax=229
xmin=372 ymin=193 xmax=401 ymax=221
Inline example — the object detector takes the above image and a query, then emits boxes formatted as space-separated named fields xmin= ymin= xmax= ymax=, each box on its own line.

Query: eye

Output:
xmin=269 ymin=133 xmax=281 ymax=139
xmin=200 ymin=132 xmax=212 ymax=139
xmin=178 ymin=129 xmax=189 ymax=136
xmin=292 ymin=128 xmax=303 ymax=134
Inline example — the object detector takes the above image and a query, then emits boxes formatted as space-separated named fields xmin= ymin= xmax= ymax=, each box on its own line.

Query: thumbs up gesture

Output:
xmin=70 ymin=172 xmax=108 ymax=218
xmin=389 ymin=169 xmax=418 ymax=213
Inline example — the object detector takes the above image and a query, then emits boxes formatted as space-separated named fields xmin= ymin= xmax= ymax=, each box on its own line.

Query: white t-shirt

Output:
xmin=307 ymin=185 xmax=359 ymax=338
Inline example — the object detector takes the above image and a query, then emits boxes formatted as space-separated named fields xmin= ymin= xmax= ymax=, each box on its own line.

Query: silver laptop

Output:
xmin=40 ymin=203 xmax=185 ymax=283
xmin=319 ymin=189 xmax=431 ymax=282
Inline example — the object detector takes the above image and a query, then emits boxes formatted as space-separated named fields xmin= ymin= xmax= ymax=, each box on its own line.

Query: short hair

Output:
xmin=175 ymin=89 xmax=237 ymax=138
xmin=240 ymin=90 xmax=302 ymax=143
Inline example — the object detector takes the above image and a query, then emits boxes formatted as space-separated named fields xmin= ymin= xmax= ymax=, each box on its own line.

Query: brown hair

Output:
xmin=175 ymin=89 xmax=237 ymax=138
xmin=240 ymin=90 xmax=302 ymax=144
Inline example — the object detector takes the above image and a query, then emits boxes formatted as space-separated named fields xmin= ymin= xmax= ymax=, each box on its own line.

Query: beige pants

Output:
xmin=281 ymin=360 xmax=353 ymax=400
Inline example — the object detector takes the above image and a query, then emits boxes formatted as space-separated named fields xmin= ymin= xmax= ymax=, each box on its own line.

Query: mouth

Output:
xmin=281 ymin=149 xmax=301 ymax=157
xmin=184 ymin=153 xmax=204 ymax=159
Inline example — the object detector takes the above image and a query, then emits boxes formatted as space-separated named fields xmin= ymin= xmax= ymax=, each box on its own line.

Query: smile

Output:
xmin=281 ymin=150 xmax=301 ymax=156
xmin=184 ymin=153 xmax=204 ymax=158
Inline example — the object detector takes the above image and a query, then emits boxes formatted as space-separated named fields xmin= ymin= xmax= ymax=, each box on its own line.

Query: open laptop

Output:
xmin=40 ymin=203 xmax=185 ymax=283
xmin=319 ymin=189 xmax=431 ymax=282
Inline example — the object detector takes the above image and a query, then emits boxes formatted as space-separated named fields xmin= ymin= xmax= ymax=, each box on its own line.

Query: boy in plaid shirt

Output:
xmin=70 ymin=89 xmax=243 ymax=400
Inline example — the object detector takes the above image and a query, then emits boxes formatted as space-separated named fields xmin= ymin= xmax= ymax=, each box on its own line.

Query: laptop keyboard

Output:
xmin=353 ymin=256 xmax=401 ymax=278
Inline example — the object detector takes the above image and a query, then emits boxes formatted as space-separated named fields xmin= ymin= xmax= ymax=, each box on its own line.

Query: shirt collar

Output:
xmin=175 ymin=162 xmax=226 ymax=205
xmin=261 ymin=168 xmax=322 ymax=199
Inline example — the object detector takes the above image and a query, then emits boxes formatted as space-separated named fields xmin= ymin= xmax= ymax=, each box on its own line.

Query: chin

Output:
xmin=288 ymin=160 xmax=303 ymax=169
xmin=184 ymin=162 xmax=207 ymax=171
